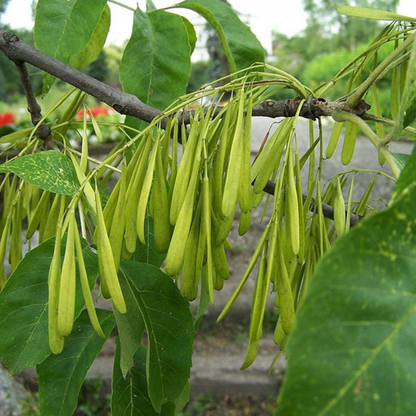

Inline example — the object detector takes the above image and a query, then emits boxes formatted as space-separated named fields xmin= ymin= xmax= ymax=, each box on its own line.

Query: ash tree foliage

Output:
xmin=0 ymin=0 xmax=416 ymax=415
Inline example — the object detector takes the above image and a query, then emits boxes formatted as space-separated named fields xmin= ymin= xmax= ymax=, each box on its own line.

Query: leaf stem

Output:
xmin=107 ymin=0 xmax=135 ymax=12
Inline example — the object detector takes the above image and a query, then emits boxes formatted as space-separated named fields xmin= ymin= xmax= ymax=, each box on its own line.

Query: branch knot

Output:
xmin=2 ymin=31 xmax=19 ymax=44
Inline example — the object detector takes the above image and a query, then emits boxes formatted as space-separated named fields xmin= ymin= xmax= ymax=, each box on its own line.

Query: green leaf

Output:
xmin=120 ymin=261 xmax=194 ymax=412
xmin=114 ymin=274 xmax=145 ymax=377
xmin=112 ymin=339 xmax=175 ymax=416
xmin=0 ymin=238 xmax=97 ymax=374
xmin=34 ymin=0 xmax=108 ymax=94
xmin=173 ymin=0 xmax=265 ymax=73
xmin=115 ymin=215 xmax=165 ymax=375
xmin=120 ymin=8 xmax=192 ymax=111
xmin=69 ymin=4 xmax=111 ymax=69
xmin=146 ymin=0 xmax=157 ymax=11
xmin=337 ymin=6 xmax=416 ymax=22
xmin=181 ymin=16 xmax=197 ymax=54
xmin=175 ymin=381 xmax=190 ymax=413
xmin=277 ymin=148 xmax=416 ymax=415
xmin=0 ymin=151 xmax=79 ymax=196
xmin=132 ymin=214 xmax=166 ymax=267
xmin=37 ymin=309 xmax=114 ymax=416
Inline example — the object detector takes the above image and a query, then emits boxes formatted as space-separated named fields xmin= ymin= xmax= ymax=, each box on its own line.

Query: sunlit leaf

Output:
xmin=181 ymin=16 xmax=197 ymax=54
xmin=390 ymin=152 xmax=410 ymax=176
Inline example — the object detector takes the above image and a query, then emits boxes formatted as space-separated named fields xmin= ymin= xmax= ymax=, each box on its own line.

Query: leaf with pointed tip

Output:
xmin=175 ymin=381 xmax=190 ymax=413
xmin=0 ymin=151 xmax=79 ymax=195
xmin=112 ymin=339 xmax=175 ymax=416
xmin=120 ymin=261 xmax=194 ymax=412
xmin=0 ymin=238 xmax=97 ymax=374
xmin=277 ymin=146 xmax=416 ymax=415
xmin=37 ymin=309 xmax=114 ymax=416
xmin=173 ymin=0 xmax=265 ymax=73
xmin=113 ymin=275 xmax=145 ymax=377
xmin=146 ymin=0 xmax=157 ymax=11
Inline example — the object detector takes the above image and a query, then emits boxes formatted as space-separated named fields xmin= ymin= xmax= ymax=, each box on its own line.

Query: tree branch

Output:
xmin=0 ymin=29 xmax=363 ymax=226
xmin=263 ymin=180 xmax=362 ymax=227
xmin=252 ymin=96 xmax=370 ymax=120
xmin=13 ymin=60 xmax=53 ymax=143
xmin=0 ymin=30 xmax=370 ymax=123
xmin=0 ymin=30 xmax=161 ymax=123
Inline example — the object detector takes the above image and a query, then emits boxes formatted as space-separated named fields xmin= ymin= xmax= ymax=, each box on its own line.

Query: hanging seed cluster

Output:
xmin=0 ymin=67 xmax=392 ymax=364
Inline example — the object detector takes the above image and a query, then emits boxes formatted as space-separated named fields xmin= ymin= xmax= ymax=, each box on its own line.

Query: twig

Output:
xmin=13 ymin=60 xmax=53 ymax=144
xmin=252 ymin=96 xmax=370 ymax=120
xmin=107 ymin=0 xmax=135 ymax=12
xmin=263 ymin=180 xmax=362 ymax=227
xmin=0 ymin=30 xmax=161 ymax=123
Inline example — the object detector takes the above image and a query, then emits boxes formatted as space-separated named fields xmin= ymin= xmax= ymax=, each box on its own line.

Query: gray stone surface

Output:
xmin=86 ymin=334 xmax=285 ymax=399
xmin=0 ymin=366 xmax=22 ymax=416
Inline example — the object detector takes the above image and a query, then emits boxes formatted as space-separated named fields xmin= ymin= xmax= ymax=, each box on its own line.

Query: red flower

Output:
xmin=76 ymin=107 xmax=112 ymax=119
xmin=91 ymin=107 xmax=112 ymax=117
xmin=0 ymin=112 xmax=16 ymax=126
